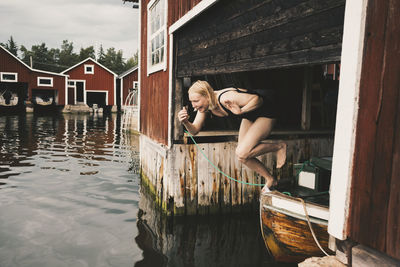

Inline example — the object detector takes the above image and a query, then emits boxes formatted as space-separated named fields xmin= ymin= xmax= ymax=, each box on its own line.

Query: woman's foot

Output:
xmin=276 ymin=142 xmax=287 ymax=169
xmin=261 ymin=177 xmax=277 ymax=194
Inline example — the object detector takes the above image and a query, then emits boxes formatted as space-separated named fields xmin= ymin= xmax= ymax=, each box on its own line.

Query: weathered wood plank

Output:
xmin=230 ymin=142 xmax=242 ymax=208
xmin=352 ymin=244 xmax=400 ymax=267
xmin=349 ymin=0 xmax=400 ymax=259
xmin=384 ymin=0 xmax=400 ymax=259
xmin=177 ymin=44 xmax=342 ymax=77
xmin=185 ymin=144 xmax=198 ymax=214
xmin=175 ymin=0 xmax=345 ymax=76
xmin=197 ymin=143 xmax=210 ymax=214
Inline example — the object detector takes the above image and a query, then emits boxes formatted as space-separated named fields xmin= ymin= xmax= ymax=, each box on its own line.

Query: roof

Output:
xmin=60 ymin=57 xmax=117 ymax=76
xmin=118 ymin=66 xmax=138 ymax=78
xmin=0 ymin=45 xmax=68 ymax=77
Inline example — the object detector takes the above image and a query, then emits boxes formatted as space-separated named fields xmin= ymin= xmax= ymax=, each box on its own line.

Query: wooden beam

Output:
xmin=301 ymin=67 xmax=313 ymax=130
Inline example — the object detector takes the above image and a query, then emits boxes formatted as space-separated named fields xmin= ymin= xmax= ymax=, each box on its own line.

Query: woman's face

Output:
xmin=189 ymin=92 xmax=209 ymax=112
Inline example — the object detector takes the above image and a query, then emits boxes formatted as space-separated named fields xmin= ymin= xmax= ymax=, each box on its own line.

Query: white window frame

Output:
xmin=0 ymin=72 xmax=18 ymax=82
xmin=147 ymin=0 xmax=167 ymax=75
xmin=37 ymin=77 xmax=53 ymax=87
xmin=133 ymin=81 xmax=139 ymax=90
xmin=84 ymin=64 xmax=94 ymax=74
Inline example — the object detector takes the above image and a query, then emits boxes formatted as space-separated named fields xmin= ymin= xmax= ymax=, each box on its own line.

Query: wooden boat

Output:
xmin=0 ymin=93 xmax=18 ymax=106
xmin=260 ymin=190 xmax=330 ymax=263
xmin=35 ymin=96 xmax=53 ymax=106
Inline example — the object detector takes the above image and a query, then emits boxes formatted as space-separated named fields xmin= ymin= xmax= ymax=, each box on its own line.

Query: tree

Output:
xmin=2 ymin=36 xmax=18 ymax=56
xmin=59 ymin=40 xmax=79 ymax=68
xmin=125 ymin=50 xmax=138 ymax=70
xmin=79 ymin=46 xmax=95 ymax=61
xmin=101 ymin=47 xmax=125 ymax=74
xmin=97 ymin=45 xmax=106 ymax=65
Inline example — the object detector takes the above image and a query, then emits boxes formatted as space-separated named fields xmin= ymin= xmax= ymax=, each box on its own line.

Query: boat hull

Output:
xmin=260 ymin=192 xmax=330 ymax=263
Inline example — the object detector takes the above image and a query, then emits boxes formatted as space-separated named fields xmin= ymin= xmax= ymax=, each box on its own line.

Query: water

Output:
xmin=0 ymin=113 xmax=291 ymax=267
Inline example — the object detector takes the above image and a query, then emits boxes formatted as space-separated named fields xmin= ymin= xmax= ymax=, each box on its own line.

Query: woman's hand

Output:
xmin=178 ymin=107 xmax=189 ymax=123
xmin=225 ymin=100 xmax=242 ymax=115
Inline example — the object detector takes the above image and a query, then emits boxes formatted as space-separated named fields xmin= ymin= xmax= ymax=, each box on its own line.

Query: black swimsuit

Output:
xmin=217 ymin=88 xmax=277 ymax=121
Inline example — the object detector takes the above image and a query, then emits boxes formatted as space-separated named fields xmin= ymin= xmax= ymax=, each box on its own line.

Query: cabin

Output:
xmin=135 ymin=0 xmax=399 ymax=265
xmin=61 ymin=58 xmax=118 ymax=112
xmin=118 ymin=66 xmax=139 ymax=110
xmin=0 ymin=45 xmax=68 ymax=111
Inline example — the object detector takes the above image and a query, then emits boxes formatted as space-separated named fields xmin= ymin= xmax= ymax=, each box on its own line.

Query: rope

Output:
xmin=184 ymin=130 xmax=265 ymax=186
xmin=297 ymin=197 xmax=331 ymax=256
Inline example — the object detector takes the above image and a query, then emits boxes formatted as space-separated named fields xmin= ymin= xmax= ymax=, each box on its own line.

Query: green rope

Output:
xmin=184 ymin=130 xmax=265 ymax=186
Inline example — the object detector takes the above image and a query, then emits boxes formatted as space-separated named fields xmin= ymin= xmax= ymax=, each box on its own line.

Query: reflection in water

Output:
xmin=0 ymin=113 xmax=141 ymax=267
xmin=0 ymin=113 xmax=289 ymax=267
xmin=135 ymin=185 xmax=285 ymax=267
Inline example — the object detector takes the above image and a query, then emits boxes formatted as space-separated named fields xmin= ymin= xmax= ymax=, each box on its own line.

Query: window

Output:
xmin=0 ymin=72 xmax=18 ymax=82
xmin=147 ymin=0 xmax=167 ymax=74
xmin=133 ymin=81 xmax=139 ymax=90
xmin=37 ymin=77 xmax=53 ymax=87
xmin=84 ymin=64 xmax=94 ymax=74
xmin=68 ymin=81 xmax=75 ymax=86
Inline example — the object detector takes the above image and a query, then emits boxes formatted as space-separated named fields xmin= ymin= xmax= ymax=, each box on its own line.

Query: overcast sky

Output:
xmin=0 ymin=0 xmax=139 ymax=59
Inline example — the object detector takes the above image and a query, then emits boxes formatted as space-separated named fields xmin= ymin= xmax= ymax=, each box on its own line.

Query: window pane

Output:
xmin=155 ymin=50 xmax=159 ymax=64
xmin=155 ymin=35 xmax=159 ymax=49
xmin=160 ymin=31 xmax=164 ymax=46
xmin=2 ymin=74 xmax=16 ymax=80
xmin=160 ymin=47 xmax=164 ymax=63
xmin=39 ymin=79 xmax=52 ymax=84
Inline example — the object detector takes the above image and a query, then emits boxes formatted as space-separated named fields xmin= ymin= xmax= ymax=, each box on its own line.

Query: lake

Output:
xmin=0 ymin=113 xmax=292 ymax=267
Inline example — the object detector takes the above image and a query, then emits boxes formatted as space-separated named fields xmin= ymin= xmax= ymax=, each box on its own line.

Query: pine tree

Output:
xmin=97 ymin=45 xmax=106 ymax=65
xmin=6 ymin=36 xmax=18 ymax=56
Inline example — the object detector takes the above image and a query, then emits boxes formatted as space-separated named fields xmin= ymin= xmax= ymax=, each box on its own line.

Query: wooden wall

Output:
xmin=1 ymin=47 xmax=67 ymax=105
xmin=175 ymin=0 xmax=345 ymax=77
xmin=66 ymin=60 xmax=115 ymax=106
xmin=121 ymin=69 xmax=138 ymax=106
xmin=349 ymin=0 xmax=400 ymax=260
xmin=139 ymin=0 xmax=203 ymax=145
xmin=30 ymin=71 xmax=67 ymax=105
xmin=140 ymin=134 xmax=334 ymax=216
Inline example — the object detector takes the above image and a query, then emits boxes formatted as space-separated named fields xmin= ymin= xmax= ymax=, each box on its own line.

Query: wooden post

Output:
xmin=174 ymin=78 xmax=184 ymax=141
xmin=301 ymin=67 xmax=313 ymax=130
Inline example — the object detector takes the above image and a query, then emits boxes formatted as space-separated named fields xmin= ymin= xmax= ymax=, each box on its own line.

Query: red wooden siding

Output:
xmin=121 ymin=70 xmax=138 ymax=105
xmin=349 ymin=0 xmax=400 ymax=260
xmin=65 ymin=60 xmax=116 ymax=105
xmin=0 ymin=48 xmax=31 ymax=81
xmin=169 ymin=0 xmax=202 ymax=24
xmin=140 ymin=0 xmax=201 ymax=144
xmin=30 ymin=72 xmax=67 ymax=105
xmin=1 ymin=47 xmax=67 ymax=105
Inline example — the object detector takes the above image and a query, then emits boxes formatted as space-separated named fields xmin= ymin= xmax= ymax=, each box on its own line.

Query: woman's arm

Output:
xmin=178 ymin=107 xmax=206 ymax=135
xmin=224 ymin=93 xmax=263 ymax=115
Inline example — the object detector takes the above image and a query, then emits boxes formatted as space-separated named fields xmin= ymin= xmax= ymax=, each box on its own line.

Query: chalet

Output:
xmin=118 ymin=66 xmax=138 ymax=109
xmin=0 ymin=45 xmax=68 ymax=111
xmin=134 ymin=0 xmax=399 ymax=265
xmin=61 ymin=58 xmax=118 ymax=111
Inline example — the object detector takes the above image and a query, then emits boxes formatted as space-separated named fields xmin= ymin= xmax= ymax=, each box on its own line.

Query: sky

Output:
xmin=0 ymin=0 xmax=139 ymax=59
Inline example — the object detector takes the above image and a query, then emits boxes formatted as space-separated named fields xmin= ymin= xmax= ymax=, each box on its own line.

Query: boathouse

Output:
xmin=118 ymin=66 xmax=138 ymax=109
xmin=0 ymin=45 xmax=68 ymax=110
xmin=61 ymin=58 xmax=118 ymax=111
xmin=135 ymin=0 xmax=399 ymax=265
xmin=137 ymin=0 xmax=343 ymax=213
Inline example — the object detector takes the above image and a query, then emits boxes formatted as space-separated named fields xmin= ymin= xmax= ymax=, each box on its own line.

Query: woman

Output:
xmin=178 ymin=80 xmax=286 ymax=193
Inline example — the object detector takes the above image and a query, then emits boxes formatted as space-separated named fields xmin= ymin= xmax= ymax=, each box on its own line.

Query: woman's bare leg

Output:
xmin=236 ymin=118 xmax=283 ymax=192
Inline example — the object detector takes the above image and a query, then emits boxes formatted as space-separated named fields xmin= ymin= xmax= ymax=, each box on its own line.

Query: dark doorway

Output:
xmin=76 ymin=82 xmax=84 ymax=102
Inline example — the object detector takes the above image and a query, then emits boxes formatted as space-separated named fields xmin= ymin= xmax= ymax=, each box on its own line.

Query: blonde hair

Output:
xmin=188 ymin=80 xmax=217 ymax=110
